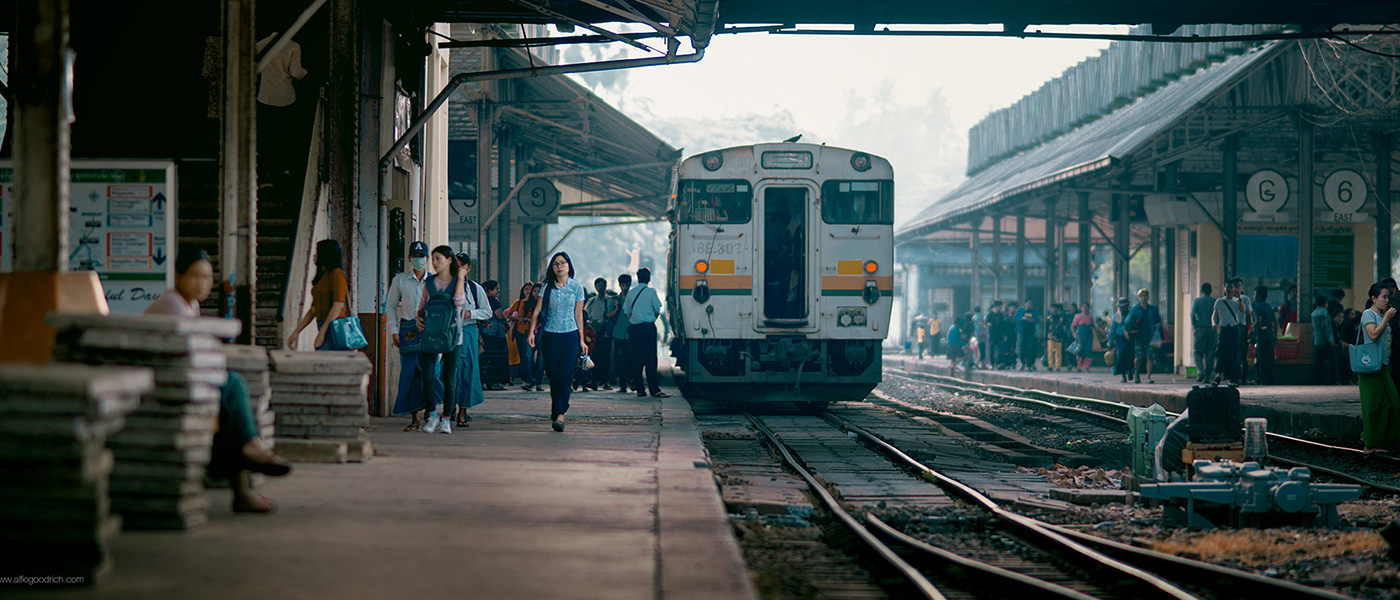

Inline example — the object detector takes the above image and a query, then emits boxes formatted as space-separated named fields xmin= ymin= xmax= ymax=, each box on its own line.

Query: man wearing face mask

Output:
xmin=387 ymin=241 xmax=434 ymax=430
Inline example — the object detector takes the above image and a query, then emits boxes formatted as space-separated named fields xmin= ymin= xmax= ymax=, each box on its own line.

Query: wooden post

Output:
xmin=1078 ymin=192 xmax=1091 ymax=305
xmin=992 ymin=215 xmax=1002 ymax=300
xmin=1222 ymin=135 xmax=1239 ymax=280
xmin=220 ymin=0 xmax=257 ymax=344
xmin=1376 ymin=132 xmax=1392 ymax=282
xmin=1015 ymin=212 xmax=1026 ymax=302
xmin=1115 ymin=191 xmax=1130 ymax=299
xmin=12 ymin=0 xmax=69 ymax=273
xmin=1298 ymin=117 xmax=1314 ymax=315
xmin=970 ymin=220 xmax=981 ymax=310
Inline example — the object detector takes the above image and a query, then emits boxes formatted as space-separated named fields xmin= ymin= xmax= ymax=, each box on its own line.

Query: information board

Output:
xmin=0 ymin=161 xmax=176 ymax=313
xmin=1312 ymin=234 xmax=1353 ymax=290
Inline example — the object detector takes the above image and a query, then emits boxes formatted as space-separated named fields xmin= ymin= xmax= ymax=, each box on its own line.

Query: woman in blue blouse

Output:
xmin=529 ymin=252 xmax=588 ymax=432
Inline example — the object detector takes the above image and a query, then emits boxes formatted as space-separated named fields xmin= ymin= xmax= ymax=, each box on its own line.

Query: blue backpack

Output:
xmin=420 ymin=281 xmax=461 ymax=354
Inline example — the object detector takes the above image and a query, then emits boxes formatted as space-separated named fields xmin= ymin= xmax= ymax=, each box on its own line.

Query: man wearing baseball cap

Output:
xmin=387 ymin=241 xmax=433 ymax=429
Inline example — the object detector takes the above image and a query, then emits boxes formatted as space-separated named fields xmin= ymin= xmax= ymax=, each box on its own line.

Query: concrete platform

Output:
xmin=887 ymin=354 xmax=1363 ymax=442
xmin=14 ymin=375 xmax=756 ymax=600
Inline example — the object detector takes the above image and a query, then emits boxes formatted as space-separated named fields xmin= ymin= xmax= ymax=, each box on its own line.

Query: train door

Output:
xmin=759 ymin=184 xmax=813 ymax=327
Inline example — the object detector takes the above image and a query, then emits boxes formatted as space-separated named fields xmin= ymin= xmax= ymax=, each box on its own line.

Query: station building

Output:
xmin=896 ymin=26 xmax=1400 ymax=381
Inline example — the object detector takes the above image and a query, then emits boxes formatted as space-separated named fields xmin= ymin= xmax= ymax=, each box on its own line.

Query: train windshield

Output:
xmin=821 ymin=180 xmax=894 ymax=224
xmin=678 ymin=180 xmax=753 ymax=224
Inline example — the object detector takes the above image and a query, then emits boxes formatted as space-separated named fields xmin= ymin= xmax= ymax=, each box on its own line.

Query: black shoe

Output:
xmin=652 ymin=392 xmax=670 ymax=398
xmin=243 ymin=455 xmax=293 ymax=477
xmin=552 ymin=419 xmax=565 ymax=432
xmin=637 ymin=391 xmax=647 ymax=397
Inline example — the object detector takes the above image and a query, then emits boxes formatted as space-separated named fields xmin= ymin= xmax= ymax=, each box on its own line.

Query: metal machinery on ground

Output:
xmin=1138 ymin=460 xmax=1362 ymax=529
xmin=1138 ymin=385 xmax=1362 ymax=528
xmin=667 ymin=143 xmax=894 ymax=407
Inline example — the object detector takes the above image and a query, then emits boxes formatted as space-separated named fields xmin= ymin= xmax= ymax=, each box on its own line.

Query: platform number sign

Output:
xmin=1243 ymin=169 xmax=1288 ymax=222
xmin=1322 ymin=169 xmax=1367 ymax=223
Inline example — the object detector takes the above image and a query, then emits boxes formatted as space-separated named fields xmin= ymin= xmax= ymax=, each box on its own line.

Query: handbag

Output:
xmin=329 ymin=315 xmax=368 ymax=351
xmin=1350 ymin=318 xmax=1385 ymax=374
xmin=579 ymin=353 xmax=595 ymax=370
xmin=480 ymin=316 xmax=509 ymax=339
xmin=1067 ymin=341 xmax=1081 ymax=355
xmin=1103 ymin=349 xmax=1116 ymax=367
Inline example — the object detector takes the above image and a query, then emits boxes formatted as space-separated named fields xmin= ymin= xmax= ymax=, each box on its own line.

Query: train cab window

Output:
xmin=678 ymin=180 xmax=753 ymax=224
xmin=821 ymin=180 xmax=894 ymax=224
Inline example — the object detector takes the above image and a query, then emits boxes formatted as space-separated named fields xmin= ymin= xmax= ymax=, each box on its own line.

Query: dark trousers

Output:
xmin=541 ymin=330 xmax=581 ymax=418
xmin=592 ymin=337 xmax=613 ymax=386
xmin=1018 ymin=333 xmax=1037 ymax=368
xmin=628 ymin=322 xmax=661 ymax=394
xmin=1315 ymin=343 xmax=1336 ymax=385
xmin=515 ymin=330 xmax=543 ymax=386
xmin=1255 ymin=334 xmax=1276 ymax=385
xmin=1217 ymin=326 xmax=1242 ymax=383
xmin=612 ymin=337 xmax=632 ymax=389
xmin=1193 ymin=327 xmax=1217 ymax=382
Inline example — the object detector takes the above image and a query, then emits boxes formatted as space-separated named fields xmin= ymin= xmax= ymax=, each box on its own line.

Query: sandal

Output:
xmin=233 ymin=493 xmax=277 ymax=514
xmin=404 ymin=423 xmax=421 ymax=432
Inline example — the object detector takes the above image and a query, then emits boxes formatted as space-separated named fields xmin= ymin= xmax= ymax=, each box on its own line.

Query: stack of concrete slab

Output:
xmin=48 ymin=312 xmax=242 ymax=530
xmin=0 ymin=363 xmax=153 ymax=584
xmin=268 ymin=350 xmax=373 ymax=463
xmin=219 ymin=345 xmax=274 ymax=447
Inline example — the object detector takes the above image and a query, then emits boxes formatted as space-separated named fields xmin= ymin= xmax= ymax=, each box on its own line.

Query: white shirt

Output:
xmin=624 ymin=283 xmax=663 ymax=326
xmin=386 ymin=269 xmax=430 ymax=322
xmin=460 ymin=280 xmax=493 ymax=324
xmin=256 ymin=33 xmax=307 ymax=107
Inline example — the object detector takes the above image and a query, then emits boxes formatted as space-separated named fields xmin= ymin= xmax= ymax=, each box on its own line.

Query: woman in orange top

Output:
xmin=508 ymin=282 xmax=544 ymax=390
xmin=288 ymin=239 xmax=348 ymax=351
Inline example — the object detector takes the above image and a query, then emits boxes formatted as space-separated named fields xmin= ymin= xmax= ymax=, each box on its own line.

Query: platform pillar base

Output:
xmin=0 ymin=271 xmax=108 ymax=363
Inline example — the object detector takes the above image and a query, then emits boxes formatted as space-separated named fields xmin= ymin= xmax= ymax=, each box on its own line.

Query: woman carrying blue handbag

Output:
xmin=1357 ymin=282 xmax=1400 ymax=454
xmin=288 ymin=239 xmax=365 ymax=351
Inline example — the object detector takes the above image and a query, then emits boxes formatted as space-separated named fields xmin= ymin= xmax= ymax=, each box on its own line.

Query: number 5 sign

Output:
xmin=1323 ymin=169 xmax=1367 ymax=222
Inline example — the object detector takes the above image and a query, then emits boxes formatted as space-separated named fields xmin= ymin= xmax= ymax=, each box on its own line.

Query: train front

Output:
xmin=668 ymin=143 xmax=894 ymax=406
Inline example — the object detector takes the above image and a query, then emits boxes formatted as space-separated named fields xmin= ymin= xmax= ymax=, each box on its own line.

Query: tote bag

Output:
xmin=329 ymin=315 xmax=368 ymax=350
xmin=1350 ymin=320 xmax=1384 ymax=375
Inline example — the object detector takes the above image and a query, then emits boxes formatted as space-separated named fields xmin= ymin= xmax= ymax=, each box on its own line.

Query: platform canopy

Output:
xmin=896 ymin=41 xmax=1284 ymax=243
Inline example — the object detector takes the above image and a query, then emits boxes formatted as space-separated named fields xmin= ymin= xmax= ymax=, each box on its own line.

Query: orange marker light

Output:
xmin=864 ymin=260 xmax=878 ymax=274
xmin=695 ymin=260 xmax=709 ymax=274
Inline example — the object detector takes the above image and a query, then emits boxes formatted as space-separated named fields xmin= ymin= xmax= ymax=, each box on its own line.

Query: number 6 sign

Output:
xmin=1323 ymin=169 xmax=1367 ymax=214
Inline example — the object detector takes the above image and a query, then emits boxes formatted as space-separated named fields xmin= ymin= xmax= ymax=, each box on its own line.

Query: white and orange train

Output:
xmin=666 ymin=142 xmax=894 ymax=408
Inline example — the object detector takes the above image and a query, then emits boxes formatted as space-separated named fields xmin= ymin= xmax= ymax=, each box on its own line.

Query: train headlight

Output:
xmin=862 ymin=280 xmax=880 ymax=305
xmin=702 ymin=152 xmax=723 ymax=171
xmin=695 ymin=260 xmax=709 ymax=274
xmin=851 ymin=153 xmax=872 ymax=172
xmin=692 ymin=280 xmax=711 ymax=304
xmin=838 ymin=307 xmax=867 ymax=327
xmin=863 ymin=260 xmax=878 ymax=274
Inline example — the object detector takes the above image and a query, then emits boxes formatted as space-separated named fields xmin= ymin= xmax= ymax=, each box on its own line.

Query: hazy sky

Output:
xmin=565 ymin=25 xmax=1128 ymax=225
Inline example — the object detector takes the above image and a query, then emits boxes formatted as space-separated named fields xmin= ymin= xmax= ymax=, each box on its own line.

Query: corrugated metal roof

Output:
xmin=897 ymin=42 xmax=1284 ymax=242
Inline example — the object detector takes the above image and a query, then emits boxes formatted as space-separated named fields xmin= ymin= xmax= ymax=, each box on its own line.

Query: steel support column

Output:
xmin=1078 ymin=193 xmax=1091 ymax=305
xmin=992 ymin=216 xmax=1002 ymax=299
xmin=1015 ymin=212 xmax=1026 ymax=302
xmin=1222 ymin=135 xmax=1239 ymax=280
xmin=1376 ymin=132 xmax=1392 ymax=281
xmin=970 ymin=221 xmax=981 ymax=310
xmin=12 ymin=0 xmax=69 ymax=272
xmin=1115 ymin=191 xmax=1130 ymax=299
xmin=1044 ymin=197 xmax=1058 ymax=328
xmin=220 ymin=0 xmax=257 ymax=344
xmin=476 ymin=98 xmax=494 ymax=275
xmin=1298 ymin=117 xmax=1314 ymax=314
xmin=1150 ymin=226 xmax=1161 ymax=303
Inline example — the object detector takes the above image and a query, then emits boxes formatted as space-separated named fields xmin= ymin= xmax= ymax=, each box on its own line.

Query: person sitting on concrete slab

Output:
xmin=145 ymin=248 xmax=292 ymax=514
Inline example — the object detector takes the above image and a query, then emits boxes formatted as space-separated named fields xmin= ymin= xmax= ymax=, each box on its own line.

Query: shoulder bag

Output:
xmin=1351 ymin=315 xmax=1385 ymax=374
xmin=329 ymin=312 xmax=368 ymax=351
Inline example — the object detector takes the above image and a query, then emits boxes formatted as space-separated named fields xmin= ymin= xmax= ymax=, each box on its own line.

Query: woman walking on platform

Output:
xmin=415 ymin=246 xmax=468 ymax=435
xmin=509 ymin=283 xmax=544 ymax=391
xmin=1072 ymin=303 xmax=1095 ymax=372
xmin=529 ymin=252 xmax=589 ymax=432
xmin=1359 ymin=282 xmax=1400 ymax=454
xmin=1110 ymin=298 xmax=1135 ymax=383
xmin=288 ymin=239 xmax=348 ymax=351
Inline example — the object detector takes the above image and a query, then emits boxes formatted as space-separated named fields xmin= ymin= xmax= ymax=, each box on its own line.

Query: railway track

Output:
xmin=745 ymin=409 xmax=1355 ymax=600
xmin=884 ymin=367 xmax=1400 ymax=497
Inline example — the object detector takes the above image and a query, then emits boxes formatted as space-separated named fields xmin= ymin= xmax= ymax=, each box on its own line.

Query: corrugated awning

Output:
xmin=896 ymin=42 xmax=1283 ymax=243
xmin=449 ymin=46 xmax=681 ymax=218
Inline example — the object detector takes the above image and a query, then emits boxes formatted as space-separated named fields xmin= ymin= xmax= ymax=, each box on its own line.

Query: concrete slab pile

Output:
xmin=0 ymin=364 xmax=153 ymax=584
xmin=47 ymin=313 xmax=242 ymax=530
xmin=267 ymin=350 xmax=373 ymax=462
